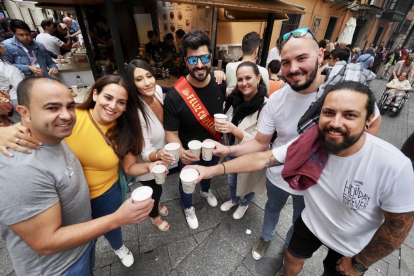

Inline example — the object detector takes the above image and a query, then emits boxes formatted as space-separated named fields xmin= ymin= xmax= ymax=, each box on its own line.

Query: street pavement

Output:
xmin=1 ymin=77 xmax=414 ymax=276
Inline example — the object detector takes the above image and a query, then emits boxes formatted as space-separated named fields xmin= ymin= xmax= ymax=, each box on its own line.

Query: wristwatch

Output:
xmin=352 ymin=256 xmax=368 ymax=273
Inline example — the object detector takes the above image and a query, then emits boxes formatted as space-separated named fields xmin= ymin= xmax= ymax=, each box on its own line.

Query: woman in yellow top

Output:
xmin=66 ymin=75 xmax=164 ymax=267
xmin=0 ymin=75 xmax=163 ymax=267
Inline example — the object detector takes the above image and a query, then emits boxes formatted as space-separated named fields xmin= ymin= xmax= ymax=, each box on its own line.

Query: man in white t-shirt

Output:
xmin=36 ymin=20 xmax=72 ymax=58
xmin=188 ymin=81 xmax=414 ymax=276
xmin=266 ymin=40 xmax=281 ymax=66
xmin=196 ymin=28 xmax=381 ymax=261
xmin=226 ymin=32 xmax=270 ymax=94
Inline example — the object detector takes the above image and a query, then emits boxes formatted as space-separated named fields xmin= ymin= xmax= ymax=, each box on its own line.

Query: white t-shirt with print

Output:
xmin=293 ymin=134 xmax=414 ymax=256
xmin=258 ymin=84 xmax=317 ymax=195
xmin=36 ymin=33 xmax=64 ymax=56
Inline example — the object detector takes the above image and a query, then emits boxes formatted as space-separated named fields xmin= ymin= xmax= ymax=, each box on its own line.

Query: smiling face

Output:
xmin=18 ymin=80 xmax=76 ymax=144
xmin=185 ymin=45 xmax=212 ymax=83
xmin=281 ymin=35 xmax=323 ymax=93
xmin=92 ymin=83 xmax=128 ymax=126
xmin=318 ymin=89 xmax=370 ymax=156
xmin=236 ymin=65 xmax=261 ymax=101
xmin=399 ymin=72 xmax=408 ymax=82
xmin=133 ymin=67 xmax=156 ymax=98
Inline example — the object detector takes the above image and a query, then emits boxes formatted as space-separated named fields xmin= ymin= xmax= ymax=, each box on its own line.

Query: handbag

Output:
xmin=0 ymin=89 xmax=13 ymax=127
xmin=86 ymin=109 xmax=128 ymax=203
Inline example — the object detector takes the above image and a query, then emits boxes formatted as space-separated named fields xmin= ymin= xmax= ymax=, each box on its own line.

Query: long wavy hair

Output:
xmin=77 ymin=75 xmax=144 ymax=159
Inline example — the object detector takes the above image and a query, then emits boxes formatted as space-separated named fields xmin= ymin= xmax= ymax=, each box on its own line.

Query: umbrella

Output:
xmin=338 ymin=17 xmax=357 ymax=45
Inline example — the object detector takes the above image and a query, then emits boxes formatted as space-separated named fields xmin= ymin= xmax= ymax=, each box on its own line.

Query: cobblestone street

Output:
xmin=1 ymin=77 xmax=414 ymax=276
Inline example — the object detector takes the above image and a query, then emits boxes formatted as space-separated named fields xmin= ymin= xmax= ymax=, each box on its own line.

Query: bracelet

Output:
xmin=222 ymin=163 xmax=226 ymax=175
xmin=227 ymin=146 xmax=231 ymax=157
xmin=155 ymin=149 xmax=161 ymax=160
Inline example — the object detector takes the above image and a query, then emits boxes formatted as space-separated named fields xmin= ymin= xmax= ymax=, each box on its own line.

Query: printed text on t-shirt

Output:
xmin=342 ymin=180 xmax=371 ymax=210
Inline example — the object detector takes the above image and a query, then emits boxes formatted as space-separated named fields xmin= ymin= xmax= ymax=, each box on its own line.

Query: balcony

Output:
xmin=381 ymin=0 xmax=413 ymax=22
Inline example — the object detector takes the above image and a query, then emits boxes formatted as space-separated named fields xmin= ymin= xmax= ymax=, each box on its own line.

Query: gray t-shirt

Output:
xmin=0 ymin=141 xmax=92 ymax=276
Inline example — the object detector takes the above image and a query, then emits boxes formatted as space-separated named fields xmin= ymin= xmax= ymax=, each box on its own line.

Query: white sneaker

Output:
xmin=220 ymin=200 xmax=239 ymax=211
xmin=233 ymin=205 xmax=249 ymax=220
xmin=200 ymin=189 xmax=218 ymax=207
xmin=184 ymin=207 xmax=199 ymax=229
xmin=114 ymin=244 xmax=134 ymax=267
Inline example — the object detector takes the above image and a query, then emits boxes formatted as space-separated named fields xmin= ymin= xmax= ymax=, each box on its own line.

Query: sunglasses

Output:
xmin=281 ymin=27 xmax=317 ymax=45
xmin=185 ymin=54 xmax=211 ymax=66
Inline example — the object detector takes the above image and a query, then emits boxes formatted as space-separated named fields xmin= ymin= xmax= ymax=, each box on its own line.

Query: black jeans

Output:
xmin=139 ymin=179 xmax=163 ymax=218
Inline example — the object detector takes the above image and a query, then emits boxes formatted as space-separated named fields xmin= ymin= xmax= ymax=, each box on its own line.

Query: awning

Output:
xmin=169 ymin=0 xmax=304 ymax=14
xmin=27 ymin=0 xmax=305 ymax=15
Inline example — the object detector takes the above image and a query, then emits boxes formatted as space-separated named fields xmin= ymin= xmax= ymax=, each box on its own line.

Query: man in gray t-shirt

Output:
xmin=0 ymin=77 xmax=154 ymax=275
xmin=0 ymin=142 xmax=91 ymax=275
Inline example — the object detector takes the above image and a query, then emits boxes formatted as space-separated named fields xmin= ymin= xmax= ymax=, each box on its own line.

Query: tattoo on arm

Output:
xmin=356 ymin=211 xmax=414 ymax=268
xmin=264 ymin=155 xmax=282 ymax=169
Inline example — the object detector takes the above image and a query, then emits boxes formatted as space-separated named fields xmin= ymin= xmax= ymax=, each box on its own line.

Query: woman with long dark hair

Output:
xmin=125 ymin=59 xmax=176 ymax=232
xmin=65 ymin=75 xmax=164 ymax=267
xmin=215 ymin=61 xmax=268 ymax=219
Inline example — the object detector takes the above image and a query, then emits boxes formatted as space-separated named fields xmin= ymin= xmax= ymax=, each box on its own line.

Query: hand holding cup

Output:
xmin=215 ymin=120 xmax=236 ymax=134
xmin=157 ymin=148 xmax=176 ymax=164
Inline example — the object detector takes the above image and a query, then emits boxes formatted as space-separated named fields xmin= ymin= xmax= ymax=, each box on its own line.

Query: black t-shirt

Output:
xmin=145 ymin=42 xmax=167 ymax=63
xmin=164 ymin=73 xmax=226 ymax=149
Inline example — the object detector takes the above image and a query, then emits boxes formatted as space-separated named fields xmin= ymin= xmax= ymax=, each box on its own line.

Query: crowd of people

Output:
xmin=0 ymin=20 xmax=413 ymax=276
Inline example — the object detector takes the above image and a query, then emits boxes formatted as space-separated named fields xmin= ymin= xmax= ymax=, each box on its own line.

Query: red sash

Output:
xmin=174 ymin=76 xmax=221 ymax=140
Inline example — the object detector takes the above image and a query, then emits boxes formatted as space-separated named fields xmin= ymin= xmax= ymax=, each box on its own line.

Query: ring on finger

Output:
xmin=15 ymin=138 xmax=20 ymax=145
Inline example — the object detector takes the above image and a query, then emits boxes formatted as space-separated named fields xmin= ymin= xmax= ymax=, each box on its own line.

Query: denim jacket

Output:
xmin=1 ymin=36 xmax=57 ymax=78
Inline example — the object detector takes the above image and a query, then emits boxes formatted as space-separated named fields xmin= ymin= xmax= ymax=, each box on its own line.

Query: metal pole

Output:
xmin=211 ymin=7 xmax=218 ymax=61
xmin=104 ymin=0 xmax=126 ymax=77
xmin=74 ymin=5 xmax=99 ymax=80
xmin=260 ymin=13 xmax=276 ymax=67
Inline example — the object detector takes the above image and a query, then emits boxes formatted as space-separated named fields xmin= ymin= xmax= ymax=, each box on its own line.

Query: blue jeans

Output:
xmin=261 ymin=177 xmax=305 ymax=244
xmin=178 ymin=156 xmax=220 ymax=209
xmin=227 ymin=156 xmax=255 ymax=206
xmin=61 ymin=241 xmax=96 ymax=276
xmin=90 ymin=180 xmax=123 ymax=250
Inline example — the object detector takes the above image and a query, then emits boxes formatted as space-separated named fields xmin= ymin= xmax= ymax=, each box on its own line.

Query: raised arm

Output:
xmin=10 ymin=198 xmax=153 ymax=255
xmin=186 ymin=149 xmax=282 ymax=183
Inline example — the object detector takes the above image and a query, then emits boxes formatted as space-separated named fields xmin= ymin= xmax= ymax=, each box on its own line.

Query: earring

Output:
xmin=365 ymin=124 xmax=369 ymax=130
xmin=257 ymin=83 xmax=259 ymax=88
xmin=124 ymin=109 xmax=127 ymax=112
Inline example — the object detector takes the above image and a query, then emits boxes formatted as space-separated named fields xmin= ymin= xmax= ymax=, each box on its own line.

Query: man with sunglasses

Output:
xmin=164 ymin=29 xmax=226 ymax=229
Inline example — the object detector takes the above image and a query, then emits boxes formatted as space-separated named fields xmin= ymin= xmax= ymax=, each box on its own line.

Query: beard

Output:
xmin=189 ymin=65 xmax=211 ymax=82
xmin=285 ymin=60 xmax=319 ymax=92
xmin=318 ymin=125 xmax=364 ymax=155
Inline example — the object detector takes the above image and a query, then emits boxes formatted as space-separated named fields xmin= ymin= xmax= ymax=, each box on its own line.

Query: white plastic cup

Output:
xmin=57 ymin=59 xmax=62 ymax=65
xmin=188 ymin=140 xmax=202 ymax=159
xmin=71 ymin=85 xmax=78 ymax=93
xmin=152 ymin=164 xmax=167 ymax=185
xmin=214 ymin=113 xmax=227 ymax=124
xmin=180 ymin=168 xmax=199 ymax=194
xmin=131 ymin=186 xmax=153 ymax=202
xmin=165 ymin=143 xmax=180 ymax=162
xmin=202 ymin=141 xmax=215 ymax=161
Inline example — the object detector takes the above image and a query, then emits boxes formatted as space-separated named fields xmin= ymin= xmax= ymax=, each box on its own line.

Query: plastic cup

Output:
xmin=188 ymin=140 xmax=202 ymax=159
xmin=214 ymin=113 xmax=227 ymax=124
xmin=57 ymin=59 xmax=62 ymax=65
xmin=71 ymin=85 xmax=78 ymax=93
xmin=152 ymin=164 xmax=167 ymax=184
xmin=202 ymin=141 xmax=215 ymax=161
xmin=131 ymin=186 xmax=153 ymax=203
xmin=165 ymin=142 xmax=180 ymax=162
xmin=180 ymin=168 xmax=199 ymax=194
